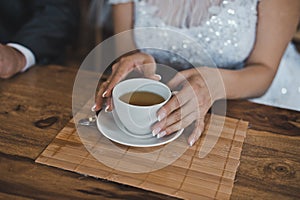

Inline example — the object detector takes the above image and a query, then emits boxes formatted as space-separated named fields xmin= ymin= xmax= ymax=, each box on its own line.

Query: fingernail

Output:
xmin=172 ymin=91 xmax=179 ymax=95
xmin=104 ymin=105 xmax=110 ymax=112
xmin=91 ymin=104 xmax=97 ymax=112
xmin=157 ymin=131 xmax=166 ymax=139
xmin=154 ymin=74 xmax=162 ymax=80
xmin=102 ymin=91 xmax=108 ymax=98
xmin=189 ymin=138 xmax=195 ymax=146
xmin=152 ymin=127 xmax=161 ymax=136
xmin=157 ymin=112 xmax=166 ymax=121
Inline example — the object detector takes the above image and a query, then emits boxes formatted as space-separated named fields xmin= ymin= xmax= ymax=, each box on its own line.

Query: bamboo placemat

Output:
xmin=36 ymin=113 xmax=248 ymax=200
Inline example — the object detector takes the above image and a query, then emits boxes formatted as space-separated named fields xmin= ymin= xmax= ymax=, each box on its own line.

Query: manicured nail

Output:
xmin=91 ymin=104 xmax=97 ymax=112
xmin=104 ymin=105 xmax=110 ymax=112
xmin=157 ymin=112 xmax=166 ymax=121
xmin=102 ymin=91 xmax=108 ymax=98
xmin=154 ymin=74 xmax=162 ymax=80
xmin=189 ymin=138 xmax=195 ymax=146
xmin=157 ymin=131 xmax=166 ymax=139
xmin=172 ymin=91 xmax=179 ymax=95
xmin=152 ymin=127 xmax=161 ymax=136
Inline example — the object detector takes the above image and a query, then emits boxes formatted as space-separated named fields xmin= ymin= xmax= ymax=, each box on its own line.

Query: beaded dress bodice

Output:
xmin=109 ymin=0 xmax=259 ymax=69
xmin=108 ymin=0 xmax=300 ymax=111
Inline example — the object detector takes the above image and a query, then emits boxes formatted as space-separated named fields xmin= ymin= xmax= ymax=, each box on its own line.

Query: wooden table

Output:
xmin=0 ymin=65 xmax=299 ymax=200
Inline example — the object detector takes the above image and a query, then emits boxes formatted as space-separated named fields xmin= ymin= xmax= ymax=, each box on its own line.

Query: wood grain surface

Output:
xmin=1 ymin=65 xmax=300 ymax=199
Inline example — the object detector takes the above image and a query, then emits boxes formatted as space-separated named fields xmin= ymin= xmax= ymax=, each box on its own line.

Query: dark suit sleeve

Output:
xmin=12 ymin=0 xmax=79 ymax=65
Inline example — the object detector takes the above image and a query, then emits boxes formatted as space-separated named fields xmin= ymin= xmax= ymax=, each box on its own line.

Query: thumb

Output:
xmin=149 ymin=74 xmax=162 ymax=81
xmin=139 ymin=62 xmax=159 ymax=80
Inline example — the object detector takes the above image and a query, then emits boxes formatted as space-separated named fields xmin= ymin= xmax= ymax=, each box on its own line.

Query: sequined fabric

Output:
xmin=108 ymin=0 xmax=300 ymax=111
xmin=110 ymin=0 xmax=258 ymax=69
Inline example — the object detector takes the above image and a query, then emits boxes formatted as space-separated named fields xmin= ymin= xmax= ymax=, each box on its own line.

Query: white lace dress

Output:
xmin=108 ymin=0 xmax=300 ymax=111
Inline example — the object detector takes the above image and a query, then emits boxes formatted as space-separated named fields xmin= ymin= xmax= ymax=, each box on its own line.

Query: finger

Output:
xmin=152 ymin=99 xmax=196 ymax=136
xmin=94 ymin=80 xmax=110 ymax=111
xmin=188 ymin=119 xmax=205 ymax=146
xmin=157 ymin=82 xmax=195 ymax=121
xmin=156 ymin=111 xmax=198 ymax=138
xmin=103 ymin=53 xmax=157 ymax=97
xmin=150 ymin=74 xmax=162 ymax=81
xmin=0 ymin=61 xmax=3 ymax=75
xmin=110 ymin=53 xmax=151 ymax=79
xmin=104 ymin=97 xmax=113 ymax=112
xmin=0 ymin=74 xmax=11 ymax=79
xmin=139 ymin=62 xmax=156 ymax=79
xmin=167 ymin=69 xmax=196 ymax=90
xmin=103 ymin=62 xmax=132 ymax=98
xmin=132 ymin=54 xmax=159 ymax=81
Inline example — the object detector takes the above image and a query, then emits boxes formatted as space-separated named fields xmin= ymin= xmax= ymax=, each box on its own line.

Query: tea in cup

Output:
xmin=112 ymin=78 xmax=171 ymax=137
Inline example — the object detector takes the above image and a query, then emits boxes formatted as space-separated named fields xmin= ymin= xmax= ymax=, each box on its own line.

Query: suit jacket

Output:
xmin=0 ymin=0 xmax=79 ymax=65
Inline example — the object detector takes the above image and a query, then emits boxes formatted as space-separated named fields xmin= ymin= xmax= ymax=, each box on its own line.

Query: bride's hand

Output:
xmin=94 ymin=52 xmax=161 ymax=112
xmin=151 ymin=67 xmax=225 ymax=146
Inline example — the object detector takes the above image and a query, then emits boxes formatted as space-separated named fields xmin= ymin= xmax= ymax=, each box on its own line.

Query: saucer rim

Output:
xmin=96 ymin=111 xmax=183 ymax=147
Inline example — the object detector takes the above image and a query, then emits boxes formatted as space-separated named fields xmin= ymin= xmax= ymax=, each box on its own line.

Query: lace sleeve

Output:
xmin=108 ymin=0 xmax=133 ymax=4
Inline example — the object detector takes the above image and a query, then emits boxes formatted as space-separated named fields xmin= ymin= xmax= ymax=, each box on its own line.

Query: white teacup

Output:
xmin=112 ymin=78 xmax=171 ymax=137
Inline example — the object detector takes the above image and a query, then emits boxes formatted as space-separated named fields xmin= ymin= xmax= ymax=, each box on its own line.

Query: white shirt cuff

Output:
xmin=7 ymin=43 xmax=36 ymax=72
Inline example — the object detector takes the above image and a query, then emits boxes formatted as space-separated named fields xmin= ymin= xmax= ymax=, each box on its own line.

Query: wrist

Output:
xmin=7 ymin=43 xmax=36 ymax=72
xmin=13 ymin=48 xmax=26 ymax=72
xmin=218 ymin=68 xmax=244 ymax=100
xmin=199 ymin=67 xmax=227 ymax=101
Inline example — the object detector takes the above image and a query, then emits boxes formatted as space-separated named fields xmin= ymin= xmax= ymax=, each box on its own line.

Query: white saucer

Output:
xmin=96 ymin=111 xmax=184 ymax=147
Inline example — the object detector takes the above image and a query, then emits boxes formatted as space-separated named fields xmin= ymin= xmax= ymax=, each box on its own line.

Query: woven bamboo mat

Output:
xmin=36 ymin=112 xmax=248 ymax=200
